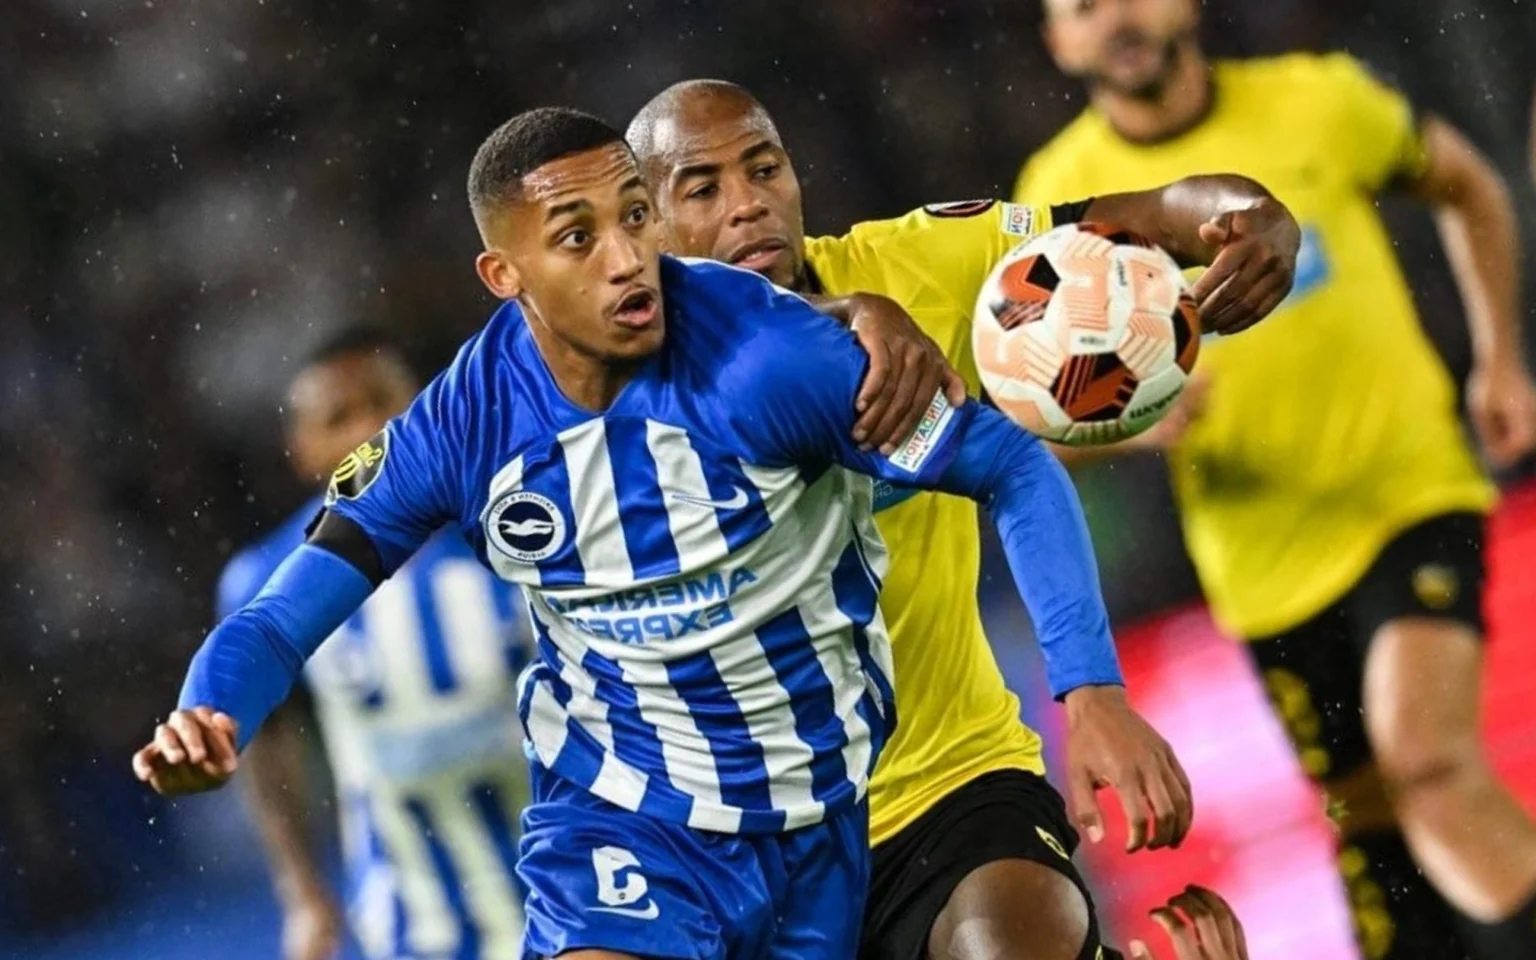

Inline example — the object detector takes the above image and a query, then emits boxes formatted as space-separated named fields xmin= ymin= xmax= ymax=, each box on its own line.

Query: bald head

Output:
xmin=627 ymin=80 xmax=781 ymax=188
xmin=625 ymin=79 xmax=807 ymax=290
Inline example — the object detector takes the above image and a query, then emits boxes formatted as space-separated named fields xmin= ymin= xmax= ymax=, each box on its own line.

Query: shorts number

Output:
xmin=592 ymin=845 xmax=649 ymax=907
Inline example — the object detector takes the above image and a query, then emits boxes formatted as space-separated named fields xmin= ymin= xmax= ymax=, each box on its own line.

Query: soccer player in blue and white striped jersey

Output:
xmin=134 ymin=107 xmax=1126 ymax=960
xmin=220 ymin=329 xmax=535 ymax=960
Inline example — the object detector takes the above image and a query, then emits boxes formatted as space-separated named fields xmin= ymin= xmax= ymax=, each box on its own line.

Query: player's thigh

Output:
xmin=859 ymin=770 xmax=1103 ymax=960
xmin=1349 ymin=512 xmax=1488 ymax=783
xmin=517 ymin=775 xmax=763 ymax=960
xmin=1246 ymin=602 xmax=1373 ymax=785
xmin=1362 ymin=618 xmax=1483 ymax=784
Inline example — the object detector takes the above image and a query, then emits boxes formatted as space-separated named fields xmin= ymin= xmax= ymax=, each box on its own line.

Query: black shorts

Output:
xmin=1246 ymin=511 xmax=1487 ymax=782
xmin=860 ymin=769 xmax=1110 ymax=960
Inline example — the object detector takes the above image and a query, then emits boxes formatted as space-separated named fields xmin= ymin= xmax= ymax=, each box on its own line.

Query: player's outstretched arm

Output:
xmin=1407 ymin=115 xmax=1536 ymax=469
xmin=1081 ymin=176 xmax=1300 ymax=335
xmin=139 ymin=357 xmax=471 ymax=797
xmin=934 ymin=403 xmax=1193 ymax=852
xmin=133 ymin=540 xmax=376 ymax=796
xmin=207 ymin=543 xmax=346 ymax=959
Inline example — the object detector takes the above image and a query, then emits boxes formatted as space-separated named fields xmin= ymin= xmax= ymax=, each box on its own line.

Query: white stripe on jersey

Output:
xmin=788 ymin=476 xmax=883 ymax=793
xmin=487 ymin=455 xmax=525 ymax=503
xmin=530 ymin=589 xmax=733 ymax=829
xmin=810 ymin=626 xmax=873 ymax=796
xmin=367 ymin=790 xmax=460 ymax=956
xmin=558 ymin=423 xmax=636 ymax=587
xmin=707 ymin=630 xmax=820 ymax=827
xmin=741 ymin=459 xmax=809 ymax=525
xmin=430 ymin=558 xmax=516 ymax=697
xmin=613 ymin=652 xmax=733 ymax=830
xmin=365 ymin=578 xmax=437 ymax=710
xmin=527 ymin=593 xmax=655 ymax=811
xmin=592 ymin=752 xmax=651 ymax=811
xmin=342 ymin=801 xmax=399 ymax=960
xmin=527 ymin=593 xmax=617 ymax=755
xmin=416 ymin=778 xmax=525 ymax=960
xmin=846 ymin=506 xmax=898 ymax=699
xmin=644 ymin=421 xmax=732 ymax=569
xmin=521 ymin=669 xmax=569 ymax=769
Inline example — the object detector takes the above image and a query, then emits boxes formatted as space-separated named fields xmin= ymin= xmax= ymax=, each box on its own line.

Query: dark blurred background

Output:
xmin=2 ymin=0 xmax=1534 ymax=956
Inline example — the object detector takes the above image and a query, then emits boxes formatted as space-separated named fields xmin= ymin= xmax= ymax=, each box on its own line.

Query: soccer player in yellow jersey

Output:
xmin=628 ymin=79 xmax=1299 ymax=960
xmin=1017 ymin=2 xmax=1536 ymax=959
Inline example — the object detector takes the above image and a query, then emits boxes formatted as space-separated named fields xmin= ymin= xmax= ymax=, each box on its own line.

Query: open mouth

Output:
xmin=728 ymin=237 xmax=788 ymax=273
xmin=611 ymin=288 xmax=660 ymax=329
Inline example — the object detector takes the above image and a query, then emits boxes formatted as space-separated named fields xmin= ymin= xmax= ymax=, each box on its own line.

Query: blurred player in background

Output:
xmin=217 ymin=328 xmax=534 ymax=960
xmin=629 ymin=79 xmax=1298 ymax=960
xmin=1016 ymin=1 xmax=1536 ymax=958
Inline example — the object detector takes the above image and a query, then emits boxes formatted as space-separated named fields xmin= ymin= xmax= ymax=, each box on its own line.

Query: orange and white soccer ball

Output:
xmin=972 ymin=222 xmax=1201 ymax=446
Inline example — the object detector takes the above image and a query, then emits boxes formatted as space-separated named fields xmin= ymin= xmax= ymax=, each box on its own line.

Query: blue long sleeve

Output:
xmin=179 ymin=543 xmax=375 ymax=749
xmin=935 ymin=404 xmax=1122 ymax=698
xmin=719 ymin=283 xmax=1122 ymax=696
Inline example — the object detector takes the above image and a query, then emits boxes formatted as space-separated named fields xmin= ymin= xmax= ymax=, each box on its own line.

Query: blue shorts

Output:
xmin=518 ymin=767 xmax=870 ymax=960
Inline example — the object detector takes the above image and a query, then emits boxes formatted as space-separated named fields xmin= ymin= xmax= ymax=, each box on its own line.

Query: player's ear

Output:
xmin=475 ymin=250 xmax=523 ymax=301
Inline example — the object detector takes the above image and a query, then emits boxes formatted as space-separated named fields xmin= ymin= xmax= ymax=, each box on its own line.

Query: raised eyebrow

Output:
xmin=544 ymin=198 xmax=591 ymax=223
xmin=619 ymin=175 xmax=646 ymax=195
xmin=671 ymin=160 xmax=723 ymax=185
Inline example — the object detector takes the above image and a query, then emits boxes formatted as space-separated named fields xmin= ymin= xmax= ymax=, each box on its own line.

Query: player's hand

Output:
xmin=132 ymin=707 xmax=240 ymax=796
xmin=845 ymin=292 xmax=968 ymax=454
xmin=1467 ymin=355 xmax=1536 ymax=469
xmin=1127 ymin=373 xmax=1211 ymax=452
xmin=1063 ymin=685 xmax=1192 ymax=853
xmin=281 ymin=889 xmax=345 ymax=960
xmin=1189 ymin=198 xmax=1300 ymax=335
xmin=1129 ymin=885 xmax=1250 ymax=960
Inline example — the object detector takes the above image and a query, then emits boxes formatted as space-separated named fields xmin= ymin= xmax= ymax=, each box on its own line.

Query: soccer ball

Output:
xmin=971 ymin=222 xmax=1201 ymax=446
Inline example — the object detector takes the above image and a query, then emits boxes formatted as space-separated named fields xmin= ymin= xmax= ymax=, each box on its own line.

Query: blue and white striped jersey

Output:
xmin=219 ymin=505 xmax=534 ymax=960
xmin=326 ymin=257 xmax=972 ymax=836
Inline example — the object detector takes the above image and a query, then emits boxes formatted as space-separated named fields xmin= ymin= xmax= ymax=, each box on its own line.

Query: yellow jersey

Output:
xmin=806 ymin=199 xmax=1055 ymax=845
xmin=1013 ymin=53 xmax=1495 ymax=639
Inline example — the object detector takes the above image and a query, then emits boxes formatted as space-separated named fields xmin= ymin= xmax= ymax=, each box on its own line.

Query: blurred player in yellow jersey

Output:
xmin=628 ymin=79 xmax=1299 ymax=960
xmin=1017 ymin=2 xmax=1536 ymax=959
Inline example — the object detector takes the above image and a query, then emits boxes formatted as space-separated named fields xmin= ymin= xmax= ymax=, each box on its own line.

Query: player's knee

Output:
xmin=1367 ymin=711 xmax=1479 ymax=797
xmin=930 ymin=859 xmax=1091 ymax=960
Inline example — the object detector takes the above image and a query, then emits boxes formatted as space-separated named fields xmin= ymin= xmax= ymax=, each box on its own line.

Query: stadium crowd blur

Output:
xmin=3 ymin=0 xmax=1535 ymax=955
